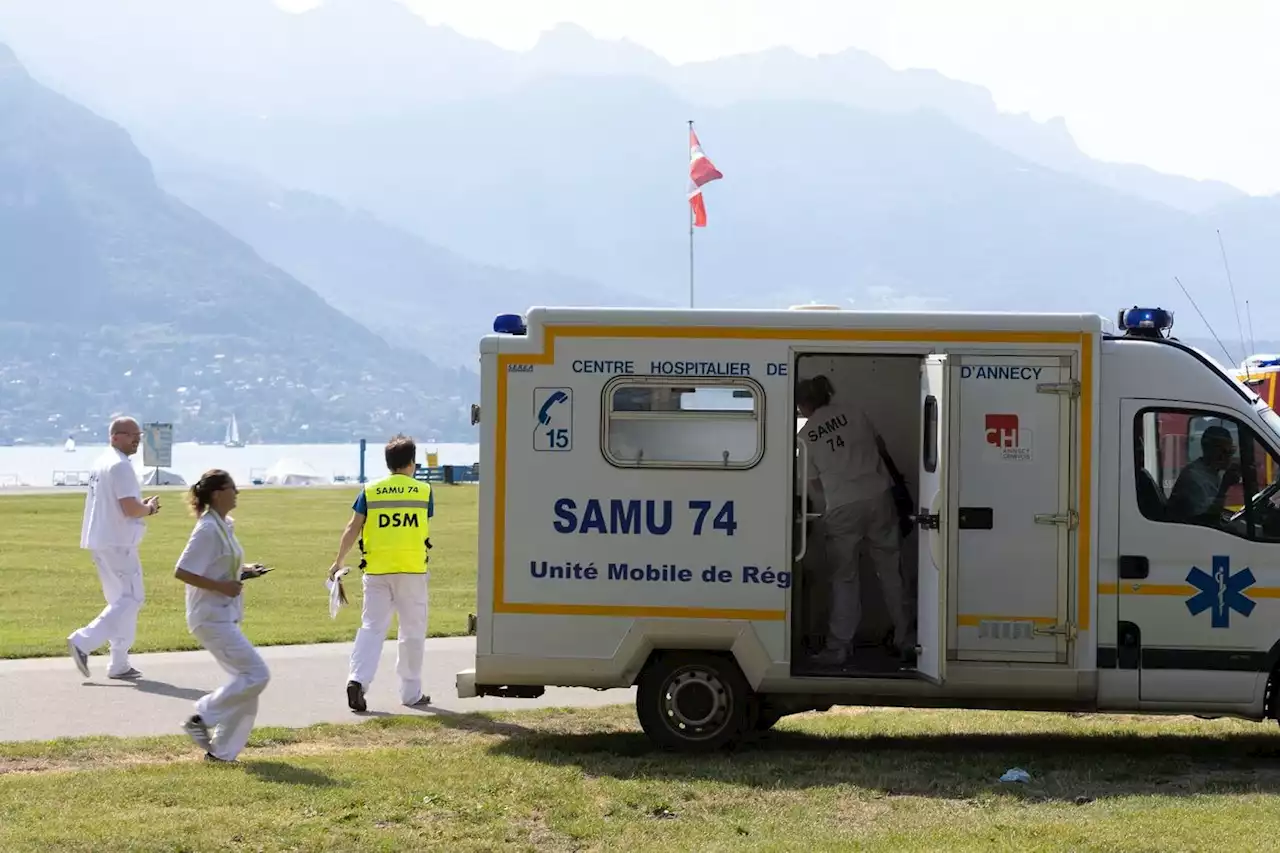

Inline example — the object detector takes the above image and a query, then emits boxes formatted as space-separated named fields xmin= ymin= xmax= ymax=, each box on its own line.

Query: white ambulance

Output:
xmin=456 ymin=305 xmax=1280 ymax=751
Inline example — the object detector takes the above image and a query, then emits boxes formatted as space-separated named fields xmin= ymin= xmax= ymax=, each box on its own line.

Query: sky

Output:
xmin=278 ymin=0 xmax=1280 ymax=196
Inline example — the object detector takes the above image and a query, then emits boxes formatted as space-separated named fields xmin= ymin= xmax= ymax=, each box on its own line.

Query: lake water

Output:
xmin=0 ymin=442 xmax=481 ymax=489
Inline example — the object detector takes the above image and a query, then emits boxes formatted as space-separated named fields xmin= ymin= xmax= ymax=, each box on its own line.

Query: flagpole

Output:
xmin=688 ymin=119 xmax=695 ymax=309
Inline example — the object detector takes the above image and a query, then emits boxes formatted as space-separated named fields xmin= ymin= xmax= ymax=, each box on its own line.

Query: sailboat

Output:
xmin=64 ymin=434 xmax=76 ymax=453
xmin=224 ymin=414 xmax=245 ymax=448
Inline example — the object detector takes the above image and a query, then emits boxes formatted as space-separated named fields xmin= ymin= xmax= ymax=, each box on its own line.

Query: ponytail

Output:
xmin=795 ymin=375 xmax=835 ymax=411
xmin=188 ymin=468 xmax=233 ymax=516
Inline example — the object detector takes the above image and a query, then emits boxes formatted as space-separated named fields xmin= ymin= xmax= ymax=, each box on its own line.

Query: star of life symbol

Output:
xmin=1185 ymin=555 xmax=1256 ymax=629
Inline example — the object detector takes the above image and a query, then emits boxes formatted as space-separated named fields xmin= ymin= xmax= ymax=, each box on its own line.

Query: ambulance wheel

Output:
xmin=636 ymin=652 xmax=752 ymax=752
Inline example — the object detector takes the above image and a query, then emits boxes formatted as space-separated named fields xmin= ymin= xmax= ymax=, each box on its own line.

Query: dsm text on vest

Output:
xmin=362 ymin=474 xmax=430 ymax=574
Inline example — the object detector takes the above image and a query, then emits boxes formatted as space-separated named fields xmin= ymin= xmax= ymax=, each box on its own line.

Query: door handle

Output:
xmin=1119 ymin=555 xmax=1149 ymax=579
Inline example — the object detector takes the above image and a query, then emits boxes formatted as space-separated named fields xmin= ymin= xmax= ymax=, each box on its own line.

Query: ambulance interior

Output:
xmin=792 ymin=354 xmax=923 ymax=678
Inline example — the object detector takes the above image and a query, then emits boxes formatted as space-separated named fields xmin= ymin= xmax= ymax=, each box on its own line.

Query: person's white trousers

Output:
xmin=349 ymin=573 xmax=428 ymax=705
xmin=69 ymin=547 xmax=145 ymax=676
xmin=192 ymin=621 xmax=270 ymax=762
xmin=823 ymin=490 xmax=911 ymax=648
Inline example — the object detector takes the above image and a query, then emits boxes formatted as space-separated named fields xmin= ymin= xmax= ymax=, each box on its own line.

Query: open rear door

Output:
xmin=915 ymin=355 xmax=950 ymax=684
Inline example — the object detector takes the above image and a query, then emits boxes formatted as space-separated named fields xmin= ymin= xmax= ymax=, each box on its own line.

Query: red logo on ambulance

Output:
xmin=985 ymin=414 xmax=1033 ymax=461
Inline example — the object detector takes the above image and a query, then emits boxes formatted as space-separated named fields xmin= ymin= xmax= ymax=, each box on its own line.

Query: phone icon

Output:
xmin=534 ymin=389 xmax=572 ymax=452
xmin=538 ymin=390 xmax=569 ymax=425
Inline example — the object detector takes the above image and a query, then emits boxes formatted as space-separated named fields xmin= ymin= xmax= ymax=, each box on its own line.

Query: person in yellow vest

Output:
xmin=328 ymin=434 xmax=433 ymax=712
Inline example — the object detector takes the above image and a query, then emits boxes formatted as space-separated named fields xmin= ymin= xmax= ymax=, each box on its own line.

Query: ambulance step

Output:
xmin=475 ymin=684 xmax=546 ymax=699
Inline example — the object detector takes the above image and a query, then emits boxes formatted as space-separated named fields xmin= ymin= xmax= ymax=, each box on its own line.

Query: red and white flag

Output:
xmin=687 ymin=127 xmax=723 ymax=228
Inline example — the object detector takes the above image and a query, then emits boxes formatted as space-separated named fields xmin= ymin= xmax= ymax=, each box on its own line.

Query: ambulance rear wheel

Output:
xmin=636 ymin=652 xmax=752 ymax=752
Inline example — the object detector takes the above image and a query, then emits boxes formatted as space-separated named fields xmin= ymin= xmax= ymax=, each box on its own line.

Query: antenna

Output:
xmin=1247 ymin=299 xmax=1257 ymax=354
xmin=1217 ymin=229 xmax=1247 ymax=365
xmin=1174 ymin=275 xmax=1236 ymax=369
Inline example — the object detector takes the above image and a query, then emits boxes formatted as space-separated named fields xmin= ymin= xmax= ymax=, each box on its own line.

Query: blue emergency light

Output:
xmin=493 ymin=313 xmax=527 ymax=335
xmin=1117 ymin=306 xmax=1174 ymax=339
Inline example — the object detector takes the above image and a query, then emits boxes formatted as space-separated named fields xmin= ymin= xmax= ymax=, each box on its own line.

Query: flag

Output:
xmin=688 ymin=127 xmax=723 ymax=228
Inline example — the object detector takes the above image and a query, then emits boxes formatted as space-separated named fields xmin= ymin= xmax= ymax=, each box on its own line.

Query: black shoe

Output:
xmin=346 ymin=680 xmax=367 ymax=712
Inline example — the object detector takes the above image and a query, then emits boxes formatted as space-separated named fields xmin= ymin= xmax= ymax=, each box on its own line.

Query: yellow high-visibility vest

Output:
xmin=360 ymin=473 xmax=430 ymax=575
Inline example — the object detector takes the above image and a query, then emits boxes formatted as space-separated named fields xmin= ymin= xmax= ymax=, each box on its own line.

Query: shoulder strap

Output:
xmin=875 ymin=433 xmax=906 ymax=485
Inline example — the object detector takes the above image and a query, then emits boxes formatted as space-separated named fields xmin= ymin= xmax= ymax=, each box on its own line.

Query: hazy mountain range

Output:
xmin=1 ymin=0 xmax=1278 ymax=442
xmin=0 ymin=43 xmax=473 ymax=444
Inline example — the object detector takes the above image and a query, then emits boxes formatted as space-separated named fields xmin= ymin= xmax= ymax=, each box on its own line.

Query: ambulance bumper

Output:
xmin=456 ymin=668 xmax=478 ymax=699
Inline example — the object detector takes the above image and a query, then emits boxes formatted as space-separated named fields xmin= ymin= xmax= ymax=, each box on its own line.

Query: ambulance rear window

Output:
xmin=603 ymin=377 xmax=763 ymax=469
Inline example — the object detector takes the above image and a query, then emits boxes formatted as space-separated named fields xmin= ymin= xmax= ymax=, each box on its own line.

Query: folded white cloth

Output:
xmin=326 ymin=567 xmax=351 ymax=619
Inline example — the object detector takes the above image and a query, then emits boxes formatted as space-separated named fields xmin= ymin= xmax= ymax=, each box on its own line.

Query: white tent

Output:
xmin=262 ymin=457 xmax=327 ymax=487
xmin=142 ymin=468 xmax=187 ymax=486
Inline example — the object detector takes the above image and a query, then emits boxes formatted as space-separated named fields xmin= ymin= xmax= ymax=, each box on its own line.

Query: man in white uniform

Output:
xmin=67 ymin=416 xmax=160 ymax=679
xmin=328 ymin=435 xmax=433 ymax=712
xmin=796 ymin=377 xmax=912 ymax=667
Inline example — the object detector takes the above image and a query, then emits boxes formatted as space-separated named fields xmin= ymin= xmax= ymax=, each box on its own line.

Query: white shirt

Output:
xmin=177 ymin=512 xmax=246 ymax=629
xmin=799 ymin=400 xmax=891 ymax=512
xmin=80 ymin=448 xmax=144 ymax=550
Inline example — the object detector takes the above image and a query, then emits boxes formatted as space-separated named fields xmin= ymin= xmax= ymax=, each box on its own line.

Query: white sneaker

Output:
xmin=183 ymin=715 xmax=212 ymax=752
xmin=67 ymin=639 xmax=90 ymax=678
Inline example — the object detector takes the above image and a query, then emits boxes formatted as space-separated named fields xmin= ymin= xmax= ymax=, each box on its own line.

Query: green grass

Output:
xmin=3 ymin=705 xmax=1280 ymax=851
xmin=0 ymin=487 xmax=478 ymax=658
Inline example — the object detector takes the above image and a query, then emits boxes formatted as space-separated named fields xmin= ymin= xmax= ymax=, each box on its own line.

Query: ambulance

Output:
xmin=456 ymin=304 xmax=1280 ymax=751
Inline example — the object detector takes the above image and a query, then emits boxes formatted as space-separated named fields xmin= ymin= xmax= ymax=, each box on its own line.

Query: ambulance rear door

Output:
xmin=914 ymin=355 xmax=951 ymax=684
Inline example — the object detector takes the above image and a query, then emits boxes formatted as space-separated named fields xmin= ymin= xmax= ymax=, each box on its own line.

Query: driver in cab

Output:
xmin=1166 ymin=425 xmax=1241 ymax=527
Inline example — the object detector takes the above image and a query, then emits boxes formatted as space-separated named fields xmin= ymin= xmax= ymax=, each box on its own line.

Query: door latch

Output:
xmin=1033 ymin=622 xmax=1078 ymax=639
xmin=913 ymin=510 xmax=940 ymax=530
xmin=1034 ymin=510 xmax=1079 ymax=530
xmin=1036 ymin=380 xmax=1081 ymax=397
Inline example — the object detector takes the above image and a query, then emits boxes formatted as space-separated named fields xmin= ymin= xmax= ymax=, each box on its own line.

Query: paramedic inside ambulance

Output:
xmin=1165 ymin=425 xmax=1241 ymax=527
xmin=795 ymin=376 xmax=913 ymax=667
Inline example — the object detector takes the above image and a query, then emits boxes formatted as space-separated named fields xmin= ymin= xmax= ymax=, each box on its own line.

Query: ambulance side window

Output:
xmin=1134 ymin=408 xmax=1280 ymax=541
xmin=603 ymin=378 xmax=763 ymax=469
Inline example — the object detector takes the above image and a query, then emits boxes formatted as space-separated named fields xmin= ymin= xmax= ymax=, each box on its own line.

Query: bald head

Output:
xmin=109 ymin=416 xmax=142 ymax=456
xmin=110 ymin=417 xmax=139 ymax=436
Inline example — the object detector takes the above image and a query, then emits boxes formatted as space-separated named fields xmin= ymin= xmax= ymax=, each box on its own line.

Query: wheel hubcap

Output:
xmin=661 ymin=667 xmax=731 ymax=740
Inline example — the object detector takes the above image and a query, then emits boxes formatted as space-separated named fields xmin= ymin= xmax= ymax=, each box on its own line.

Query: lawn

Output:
xmin=0 ymin=487 xmax=478 ymax=658
xmin=3 ymin=705 xmax=1280 ymax=851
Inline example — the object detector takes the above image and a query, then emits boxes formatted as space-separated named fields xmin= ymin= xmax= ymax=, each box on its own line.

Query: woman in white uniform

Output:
xmin=796 ymin=376 xmax=912 ymax=667
xmin=175 ymin=469 xmax=271 ymax=763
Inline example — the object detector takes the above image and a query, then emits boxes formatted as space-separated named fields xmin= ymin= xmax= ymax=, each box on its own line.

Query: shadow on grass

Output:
xmin=428 ymin=707 xmax=537 ymax=738
xmin=468 ymin=721 xmax=1280 ymax=802
xmin=244 ymin=760 xmax=344 ymax=787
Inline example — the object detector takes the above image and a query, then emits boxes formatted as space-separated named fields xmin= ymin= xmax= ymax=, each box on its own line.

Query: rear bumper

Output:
xmin=456 ymin=668 xmax=478 ymax=699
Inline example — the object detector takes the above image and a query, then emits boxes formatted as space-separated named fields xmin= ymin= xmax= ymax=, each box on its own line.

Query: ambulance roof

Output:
xmin=512 ymin=306 xmax=1112 ymax=335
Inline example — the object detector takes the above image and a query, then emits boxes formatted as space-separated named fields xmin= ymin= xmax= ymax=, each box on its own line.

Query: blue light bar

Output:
xmin=1118 ymin=306 xmax=1173 ymax=336
xmin=493 ymin=313 xmax=527 ymax=335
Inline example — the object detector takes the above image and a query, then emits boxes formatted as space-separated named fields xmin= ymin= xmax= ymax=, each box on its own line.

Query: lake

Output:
xmin=0 ymin=441 xmax=481 ymax=489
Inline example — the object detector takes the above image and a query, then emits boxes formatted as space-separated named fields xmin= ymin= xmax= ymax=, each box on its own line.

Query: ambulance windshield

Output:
xmin=1260 ymin=405 xmax=1280 ymax=445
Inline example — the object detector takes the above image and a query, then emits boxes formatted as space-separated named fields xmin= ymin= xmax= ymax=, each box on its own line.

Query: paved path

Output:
xmin=0 ymin=637 xmax=635 ymax=743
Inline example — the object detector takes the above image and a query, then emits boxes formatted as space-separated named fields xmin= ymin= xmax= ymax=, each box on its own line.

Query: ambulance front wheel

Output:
xmin=636 ymin=651 xmax=753 ymax=752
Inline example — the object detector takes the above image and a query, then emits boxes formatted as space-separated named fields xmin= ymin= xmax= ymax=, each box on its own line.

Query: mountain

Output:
xmin=123 ymin=74 xmax=1259 ymax=327
xmin=148 ymin=153 xmax=661 ymax=369
xmin=1 ymin=2 xmax=1276 ymax=338
xmin=0 ymin=0 xmax=1246 ymax=213
xmin=0 ymin=43 xmax=474 ymax=445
